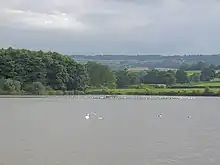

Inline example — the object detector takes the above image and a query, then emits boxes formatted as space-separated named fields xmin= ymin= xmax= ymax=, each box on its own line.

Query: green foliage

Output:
xmin=86 ymin=61 xmax=116 ymax=88
xmin=1 ymin=47 xmax=220 ymax=97
xmin=204 ymin=87 xmax=213 ymax=95
xmin=190 ymin=73 xmax=201 ymax=82
xmin=86 ymin=88 xmax=220 ymax=96
xmin=3 ymin=79 xmax=15 ymax=92
xmin=24 ymin=82 xmax=45 ymax=95
xmin=115 ymin=69 xmax=131 ymax=88
xmin=0 ymin=78 xmax=4 ymax=89
xmin=164 ymin=72 xmax=176 ymax=86
xmin=200 ymin=67 xmax=216 ymax=81
xmin=2 ymin=79 xmax=21 ymax=92
xmin=175 ymin=69 xmax=189 ymax=83
xmin=0 ymin=48 xmax=88 ymax=92
xmin=142 ymin=69 xmax=176 ymax=85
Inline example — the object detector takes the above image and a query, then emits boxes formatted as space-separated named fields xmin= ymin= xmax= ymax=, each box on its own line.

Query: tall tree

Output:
xmin=175 ymin=69 xmax=189 ymax=83
xmin=115 ymin=69 xmax=130 ymax=88
xmin=86 ymin=61 xmax=116 ymax=88
xmin=200 ymin=67 xmax=216 ymax=81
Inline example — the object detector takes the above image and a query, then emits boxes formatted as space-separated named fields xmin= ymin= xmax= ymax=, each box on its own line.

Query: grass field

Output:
xmin=127 ymin=68 xmax=220 ymax=75
xmin=128 ymin=67 xmax=177 ymax=72
xmin=127 ymin=67 xmax=149 ymax=72
xmin=185 ymin=70 xmax=201 ymax=76
xmin=186 ymin=81 xmax=220 ymax=86
xmin=186 ymin=70 xmax=220 ymax=76
xmin=86 ymin=87 xmax=220 ymax=96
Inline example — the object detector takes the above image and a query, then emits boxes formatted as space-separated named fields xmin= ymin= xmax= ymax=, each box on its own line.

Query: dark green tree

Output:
xmin=200 ymin=67 xmax=216 ymax=81
xmin=175 ymin=69 xmax=189 ymax=83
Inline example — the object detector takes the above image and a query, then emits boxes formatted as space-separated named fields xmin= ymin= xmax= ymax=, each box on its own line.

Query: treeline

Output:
xmin=179 ymin=61 xmax=220 ymax=71
xmin=0 ymin=48 xmax=220 ymax=95
xmin=72 ymin=54 xmax=220 ymax=69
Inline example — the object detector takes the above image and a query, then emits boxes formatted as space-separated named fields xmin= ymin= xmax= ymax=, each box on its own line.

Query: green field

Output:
xmin=86 ymin=87 xmax=220 ymax=96
xmin=185 ymin=70 xmax=201 ymax=76
xmin=186 ymin=81 xmax=220 ymax=86
xmin=127 ymin=68 xmax=220 ymax=75
xmin=127 ymin=67 xmax=177 ymax=72
xmin=127 ymin=67 xmax=149 ymax=72
xmin=186 ymin=70 xmax=220 ymax=76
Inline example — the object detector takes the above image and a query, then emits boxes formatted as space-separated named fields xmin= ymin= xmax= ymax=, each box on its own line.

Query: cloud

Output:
xmin=0 ymin=0 xmax=220 ymax=54
xmin=1 ymin=8 xmax=84 ymax=30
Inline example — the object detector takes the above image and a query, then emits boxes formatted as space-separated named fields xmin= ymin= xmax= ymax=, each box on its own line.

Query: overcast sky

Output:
xmin=1 ymin=0 xmax=220 ymax=55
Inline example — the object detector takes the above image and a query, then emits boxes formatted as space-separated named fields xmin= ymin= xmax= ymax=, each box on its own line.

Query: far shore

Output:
xmin=0 ymin=87 xmax=220 ymax=97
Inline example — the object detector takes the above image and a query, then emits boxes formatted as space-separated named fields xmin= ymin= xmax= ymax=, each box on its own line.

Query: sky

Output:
xmin=1 ymin=0 xmax=220 ymax=55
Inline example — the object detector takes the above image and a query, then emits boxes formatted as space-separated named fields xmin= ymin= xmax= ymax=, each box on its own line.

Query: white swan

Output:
xmin=85 ymin=113 xmax=90 ymax=120
xmin=98 ymin=116 xmax=103 ymax=120
xmin=91 ymin=112 xmax=97 ymax=116
xmin=158 ymin=114 xmax=162 ymax=118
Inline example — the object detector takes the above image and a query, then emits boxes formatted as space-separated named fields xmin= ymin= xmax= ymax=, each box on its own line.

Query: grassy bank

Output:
xmin=0 ymin=90 xmax=85 ymax=96
xmin=1 ymin=85 xmax=220 ymax=97
xmin=86 ymin=88 xmax=220 ymax=96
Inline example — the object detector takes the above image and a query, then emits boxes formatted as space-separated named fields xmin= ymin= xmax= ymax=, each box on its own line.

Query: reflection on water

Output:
xmin=0 ymin=96 xmax=220 ymax=165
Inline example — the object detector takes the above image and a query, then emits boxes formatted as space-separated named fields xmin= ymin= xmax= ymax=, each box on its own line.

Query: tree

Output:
xmin=0 ymin=48 xmax=89 ymax=92
xmin=115 ymin=69 xmax=130 ymax=88
xmin=217 ymin=72 xmax=220 ymax=78
xmin=74 ymin=64 xmax=89 ymax=91
xmin=24 ymin=82 xmax=45 ymax=95
xmin=0 ymin=78 xmax=5 ymax=89
xmin=86 ymin=61 xmax=116 ymax=88
xmin=142 ymin=69 xmax=162 ymax=84
xmin=164 ymin=72 xmax=176 ymax=86
xmin=3 ymin=79 xmax=21 ymax=92
xmin=209 ymin=64 xmax=216 ymax=70
xmin=200 ymin=67 xmax=216 ymax=81
xmin=190 ymin=73 xmax=201 ymax=82
xmin=175 ymin=69 xmax=189 ymax=83
xmin=188 ymin=61 xmax=208 ymax=70
xmin=128 ymin=72 xmax=141 ymax=85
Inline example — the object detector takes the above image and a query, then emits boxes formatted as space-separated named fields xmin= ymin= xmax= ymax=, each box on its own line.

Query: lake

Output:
xmin=0 ymin=96 xmax=220 ymax=165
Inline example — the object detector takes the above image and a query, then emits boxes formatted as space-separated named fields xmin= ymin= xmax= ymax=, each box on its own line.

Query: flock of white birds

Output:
xmin=83 ymin=95 xmax=196 ymax=120
xmin=85 ymin=112 xmax=192 ymax=120
xmin=85 ymin=112 xmax=103 ymax=120
xmin=87 ymin=95 xmax=196 ymax=100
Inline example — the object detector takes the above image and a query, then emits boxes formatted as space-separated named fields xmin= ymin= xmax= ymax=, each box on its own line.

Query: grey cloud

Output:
xmin=1 ymin=0 xmax=220 ymax=54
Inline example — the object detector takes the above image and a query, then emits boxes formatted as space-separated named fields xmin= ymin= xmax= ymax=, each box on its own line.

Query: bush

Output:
xmin=24 ymin=82 xmax=45 ymax=95
xmin=3 ymin=79 xmax=16 ymax=92
xmin=0 ymin=78 xmax=4 ymax=89
xmin=13 ymin=80 xmax=21 ymax=91
xmin=46 ymin=90 xmax=57 ymax=95
xmin=204 ymin=87 xmax=212 ymax=95
xmin=54 ymin=90 xmax=64 ymax=95
xmin=153 ymin=84 xmax=166 ymax=88
xmin=2 ymin=79 xmax=21 ymax=92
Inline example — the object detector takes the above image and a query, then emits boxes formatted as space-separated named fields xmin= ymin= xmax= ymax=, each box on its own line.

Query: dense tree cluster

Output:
xmin=0 ymin=48 xmax=219 ymax=94
xmin=0 ymin=48 xmax=88 ymax=93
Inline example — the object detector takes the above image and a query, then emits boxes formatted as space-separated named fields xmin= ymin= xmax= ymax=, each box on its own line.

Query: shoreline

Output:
xmin=0 ymin=88 xmax=220 ymax=97
xmin=85 ymin=88 xmax=220 ymax=97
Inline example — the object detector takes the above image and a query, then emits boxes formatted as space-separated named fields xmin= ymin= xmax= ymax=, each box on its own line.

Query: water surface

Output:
xmin=0 ymin=96 xmax=220 ymax=165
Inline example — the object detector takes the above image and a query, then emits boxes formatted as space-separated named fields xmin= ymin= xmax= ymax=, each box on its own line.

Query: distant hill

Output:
xmin=70 ymin=54 xmax=220 ymax=70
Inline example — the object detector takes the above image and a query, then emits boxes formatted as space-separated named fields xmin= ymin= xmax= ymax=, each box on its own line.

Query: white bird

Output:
xmin=91 ymin=112 xmax=97 ymax=116
xmin=158 ymin=114 xmax=162 ymax=118
xmin=98 ymin=116 xmax=103 ymax=120
xmin=85 ymin=114 xmax=90 ymax=120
